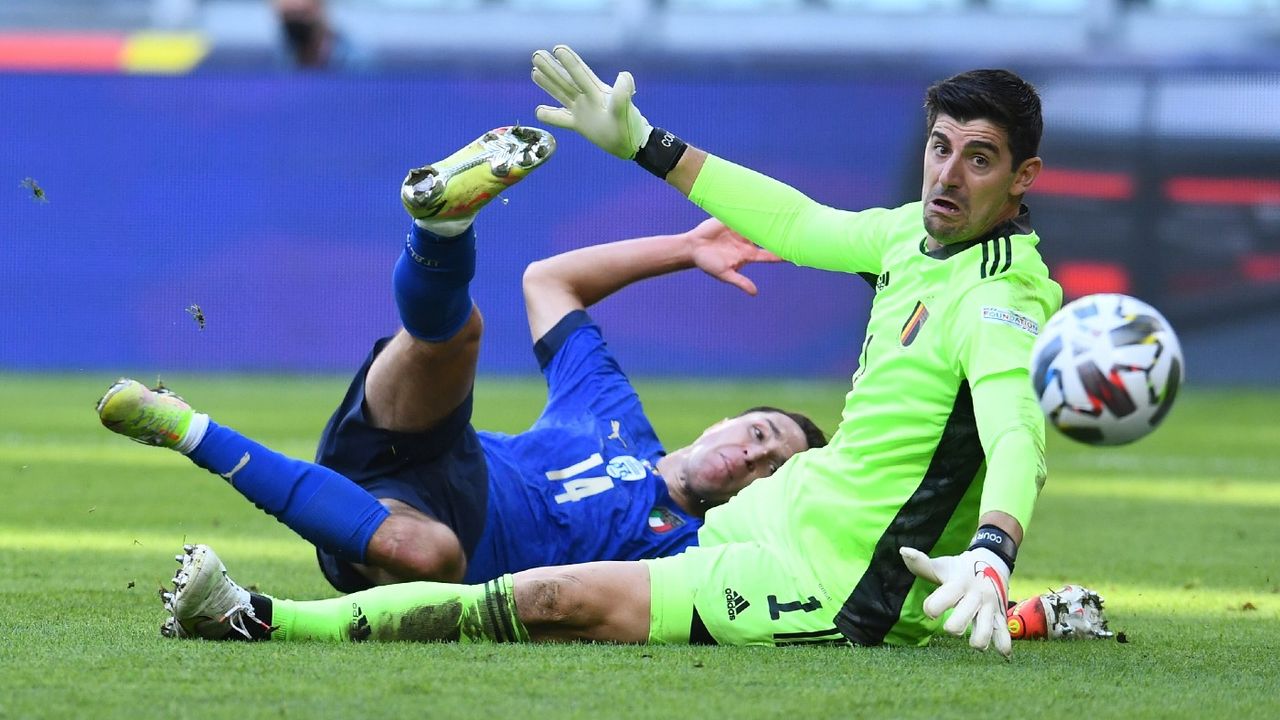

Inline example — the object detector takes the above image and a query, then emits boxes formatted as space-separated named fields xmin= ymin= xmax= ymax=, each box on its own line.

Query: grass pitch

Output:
xmin=1 ymin=373 xmax=1276 ymax=719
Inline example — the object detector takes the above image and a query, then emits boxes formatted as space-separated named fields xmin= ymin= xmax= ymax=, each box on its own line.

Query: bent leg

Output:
xmin=367 ymin=217 xmax=483 ymax=433
xmin=188 ymin=421 xmax=470 ymax=584
xmin=356 ymin=499 xmax=466 ymax=584
xmin=314 ymin=339 xmax=489 ymax=589
xmin=364 ymin=310 xmax=482 ymax=433
xmin=187 ymin=420 xmax=388 ymax=564
xmin=275 ymin=543 xmax=830 ymax=646
xmin=353 ymin=222 xmax=483 ymax=573
xmin=371 ymin=124 xmax=556 ymax=432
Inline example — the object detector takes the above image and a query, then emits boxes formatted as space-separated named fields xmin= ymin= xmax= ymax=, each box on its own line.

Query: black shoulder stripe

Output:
xmin=980 ymin=237 xmax=1014 ymax=279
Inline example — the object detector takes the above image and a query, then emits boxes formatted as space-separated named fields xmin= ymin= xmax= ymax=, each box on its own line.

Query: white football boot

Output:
xmin=160 ymin=544 xmax=270 ymax=640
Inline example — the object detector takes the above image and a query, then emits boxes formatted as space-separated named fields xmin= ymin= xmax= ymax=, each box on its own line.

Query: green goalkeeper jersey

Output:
xmin=689 ymin=155 xmax=1062 ymax=646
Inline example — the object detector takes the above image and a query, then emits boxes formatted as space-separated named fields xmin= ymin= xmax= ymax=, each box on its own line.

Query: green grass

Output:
xmin=1 ymin=373 xmax=1277 ymax=719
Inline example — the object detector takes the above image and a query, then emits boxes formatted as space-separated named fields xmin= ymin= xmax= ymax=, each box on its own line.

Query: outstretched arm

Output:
xmin=532 ymin=46 xmax=885 ymax=274
xmin=522 ymin=218 xmax=780 ymax=342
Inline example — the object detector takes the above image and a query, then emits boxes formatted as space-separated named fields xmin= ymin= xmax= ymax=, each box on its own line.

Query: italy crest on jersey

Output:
xmin=648 ymin=506 xmax=686 ymax=534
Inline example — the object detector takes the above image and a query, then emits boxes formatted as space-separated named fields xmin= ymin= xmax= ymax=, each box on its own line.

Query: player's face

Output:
xmin=678 ymin=411 xmax=809 ymax=506
xmin=920 ymin=114 xmax=1040 ymax=247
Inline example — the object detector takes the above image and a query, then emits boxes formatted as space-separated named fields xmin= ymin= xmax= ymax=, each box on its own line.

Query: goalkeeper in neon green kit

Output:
xmin=162 ymin=49 xmax=1067 ymax=657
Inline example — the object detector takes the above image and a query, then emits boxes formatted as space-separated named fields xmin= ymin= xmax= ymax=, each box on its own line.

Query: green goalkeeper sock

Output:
xmin=271 ymin=575 xmax=528 ymax=643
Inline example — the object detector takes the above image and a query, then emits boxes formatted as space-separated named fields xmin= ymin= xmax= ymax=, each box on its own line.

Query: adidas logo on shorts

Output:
xmin=725 ymin=588 xmax=750 ymax=620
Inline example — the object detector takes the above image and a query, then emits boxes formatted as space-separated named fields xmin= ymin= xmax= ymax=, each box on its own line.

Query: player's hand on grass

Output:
xmin=900 ymin=546 xmax=1013 ymax=658
xmin=685 ymin=218 xmax=782 ymax=296
xmin=532 ymin=45 xmax=653 ymax=160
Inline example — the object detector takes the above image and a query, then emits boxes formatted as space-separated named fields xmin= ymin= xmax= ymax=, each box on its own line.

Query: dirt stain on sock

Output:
xmin=384 ymin=601 xmax=463 ymax=642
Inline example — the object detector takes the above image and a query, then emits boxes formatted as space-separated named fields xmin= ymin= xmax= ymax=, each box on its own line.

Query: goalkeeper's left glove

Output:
xmin=531 ymin=45 xmax=653 ymax=160
xmin=900 ymin=545 xmax=1013 ymax=658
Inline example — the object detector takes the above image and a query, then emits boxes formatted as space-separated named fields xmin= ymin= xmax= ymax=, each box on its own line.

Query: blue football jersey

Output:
xmin=463 ymin=311 xmax=700 ymax=583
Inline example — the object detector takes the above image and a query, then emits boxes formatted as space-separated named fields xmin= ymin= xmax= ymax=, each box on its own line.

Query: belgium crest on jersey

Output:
xmin=899 ymin=301 xmax=930 ymax=346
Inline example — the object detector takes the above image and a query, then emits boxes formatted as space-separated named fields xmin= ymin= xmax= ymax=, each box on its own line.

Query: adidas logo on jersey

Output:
xmin=725 ymin=588 xmax=750 ymax=620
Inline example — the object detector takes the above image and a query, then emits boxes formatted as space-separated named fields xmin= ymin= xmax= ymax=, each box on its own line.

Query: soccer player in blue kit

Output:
xmin=97 ymin=125 xmax=826 ymax=605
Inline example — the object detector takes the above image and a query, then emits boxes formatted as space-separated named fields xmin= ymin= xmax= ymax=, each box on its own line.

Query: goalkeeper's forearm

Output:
xmin=665 ymin=144 xmax=708 ymax=196
xmin=972 ymin=369 xmax=1048 ymax=539
xmin=669 ymin=149 xmax=862 ymax=270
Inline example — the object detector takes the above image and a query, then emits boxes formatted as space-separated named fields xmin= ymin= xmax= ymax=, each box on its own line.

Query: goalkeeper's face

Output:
xmin=675 ymin=411 xmax=808 ymax=507
xmin=920 ymin=114 xmax=1041 ymax=246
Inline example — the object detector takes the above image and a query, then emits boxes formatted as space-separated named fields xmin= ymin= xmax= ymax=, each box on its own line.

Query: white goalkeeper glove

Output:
xmin=900 ymin=546 xmax=1013 ymax=658
xmin=531 ymin=45 xmax=653 ymax=160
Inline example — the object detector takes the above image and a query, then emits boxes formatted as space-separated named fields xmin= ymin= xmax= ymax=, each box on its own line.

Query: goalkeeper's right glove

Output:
xmin=900 ymin=545 xmax=1013 ymax=658
xmin=531 ymin=45 xmax=653 ymax=160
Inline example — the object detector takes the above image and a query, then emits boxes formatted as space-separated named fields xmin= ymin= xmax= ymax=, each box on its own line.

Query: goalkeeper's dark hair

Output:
xmin=736 ymin=406 xmax=828 ymax=451
xmin=925 ymin=69 xmax=1043 ymax=169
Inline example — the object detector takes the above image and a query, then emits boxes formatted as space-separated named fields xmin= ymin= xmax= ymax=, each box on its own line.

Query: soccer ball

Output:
xmin=1030 ymin=293 xmax=1184 ymax=446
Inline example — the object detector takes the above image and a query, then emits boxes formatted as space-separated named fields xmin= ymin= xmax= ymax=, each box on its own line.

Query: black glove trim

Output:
xmin=634 ymin=127 xmax=688 ymax=179
xmin=968 ymin=524 xmax=1017 ymax=573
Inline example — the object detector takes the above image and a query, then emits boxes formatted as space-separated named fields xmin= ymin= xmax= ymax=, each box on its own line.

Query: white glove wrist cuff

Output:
xmin=969 ymin=547 xmax=1012 ymax=579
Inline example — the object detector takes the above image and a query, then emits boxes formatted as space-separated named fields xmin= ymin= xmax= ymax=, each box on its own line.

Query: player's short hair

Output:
xmin=924 ymin=69 xmax=1043 ymax=169
xmin=736 ymin=406 xmax=828 ymax=452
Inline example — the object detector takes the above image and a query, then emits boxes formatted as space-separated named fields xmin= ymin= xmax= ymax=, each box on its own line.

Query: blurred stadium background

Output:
xmin=3 ymin=0 xmax=1278 ymax=383
xmin=4 ymin=5 xmax=1279 ymax=717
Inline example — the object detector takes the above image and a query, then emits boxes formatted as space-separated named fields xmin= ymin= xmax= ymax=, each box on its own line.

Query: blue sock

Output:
xmin=187 ymin=421 xmax=389 ymax=563
xmin=393 ymin=223 xmax=476 ymax=342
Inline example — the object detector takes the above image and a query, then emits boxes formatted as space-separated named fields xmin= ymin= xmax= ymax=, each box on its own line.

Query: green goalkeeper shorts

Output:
xmin=643 ymin=539 xmax=846 ymax=647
